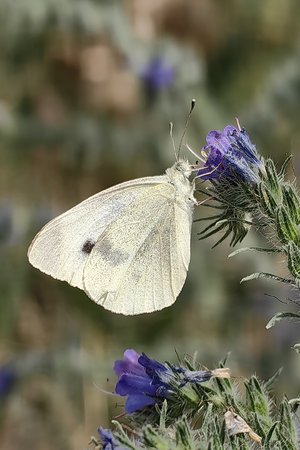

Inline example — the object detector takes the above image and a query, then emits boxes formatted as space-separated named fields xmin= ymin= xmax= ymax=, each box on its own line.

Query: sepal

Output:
xmin=286 ymin=241 xmax=300 ymax=282
xmin=266 ymin=312 xmax=300 ymax=330
xmin=276 ymin=206 xmax=300 ymax=244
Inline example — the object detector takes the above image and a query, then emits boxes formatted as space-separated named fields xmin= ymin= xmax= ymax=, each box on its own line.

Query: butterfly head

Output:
xmin=174 ymin=159 xmax=193 ymax=178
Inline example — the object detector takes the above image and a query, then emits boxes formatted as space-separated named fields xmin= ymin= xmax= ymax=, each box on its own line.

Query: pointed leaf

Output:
xmin=229 ymin=247 xmax=281 ymax=258
xmin=279 ymin=155 xmax=293 ymax=178
xmin=194 ymin=214 xmax=222 ymax=223
xmin=241 ymin=272 xmax=295 ymax=285
xmin=264 ymin=422 xmax=278 ymax=447
xmin=266 ymin=312 xmax=300 ymax=329
xmin=288 ymin=397 xmax=300 ymax=413
xmin=264 ymin=367 xmax=283 ymax=390
xmin=292 ymin=343 xmax=300 ymax=353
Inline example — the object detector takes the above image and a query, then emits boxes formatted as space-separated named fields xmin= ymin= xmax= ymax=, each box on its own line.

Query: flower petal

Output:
xmin=206 ymin=130 xmax=224 ymax=147
xmin=98 ymin=427 xmax=128 ymax=450
xmin=198 ymin=125 xmax=261 ymax=183
xmin=115 ymin=373 xmax=157 ymax=396
xmin=114 ymin=349 xmax=145 ymax=377
xmin=138 ymin=353 xmax=167 ymax=374
xmin=113 ymin=350 xmax=172 ymax=414
xmin=125 ymin=394 xmax=156 ymax=413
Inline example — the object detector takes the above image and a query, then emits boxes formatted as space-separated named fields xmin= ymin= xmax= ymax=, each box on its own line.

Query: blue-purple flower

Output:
xmin=113 ymin=350 xmax=230 ymax=414
xmin=0 ymin=365 xmax=16 ymax=398
xmin=98 ymin=427 xmax=126 ymax=450
xmin=114 ymin=349 xmax=172 ymax=413
xmin=197 ymin=125 xmax=263 ymax=183
xmin=140 ymin=57 xmax=174 ymax=91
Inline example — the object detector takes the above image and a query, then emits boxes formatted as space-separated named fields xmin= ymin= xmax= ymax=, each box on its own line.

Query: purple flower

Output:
xmin=0 ymin=366 xmax=16 ymax=397
xmin=197 ymin=125 xmax=262 ymax=183
xmin=98 ymin=428 xmax=126 ymax=450
xmin=140 ymin=57 xmax=174 ymax=91
xmin=114 ymin=349 xmax=172 ymax=413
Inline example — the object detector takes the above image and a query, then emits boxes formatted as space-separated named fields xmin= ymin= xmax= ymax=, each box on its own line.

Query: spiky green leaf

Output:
xmin=266 ymin=312 xmax=300 ymax=329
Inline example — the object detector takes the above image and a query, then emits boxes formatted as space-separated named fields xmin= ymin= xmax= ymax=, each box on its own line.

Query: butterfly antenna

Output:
xmin=177 ymin=98 xmax=196 ymax=161
xmin=169 ymin=121 xmax=177 ymax=161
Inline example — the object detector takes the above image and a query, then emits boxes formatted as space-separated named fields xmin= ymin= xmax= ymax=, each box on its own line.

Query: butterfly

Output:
xmin=28 ymin=159 xmax=197 ymax=315
xmin=27 ymin=100 xmax=202 ymax=315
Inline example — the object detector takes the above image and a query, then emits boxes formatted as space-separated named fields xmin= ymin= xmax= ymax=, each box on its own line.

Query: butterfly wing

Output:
xmin=28 ymin=175 xmax=165 ymax=289
xmin=83 ymin=182 xmax=193 ymax=315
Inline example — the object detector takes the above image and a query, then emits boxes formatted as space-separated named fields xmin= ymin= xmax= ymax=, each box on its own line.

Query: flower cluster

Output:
xmin=197 ymin=122 xmax=300 ymax=304
xmin=197 ymin=125 xmax=263 ymax=183
xmin=113 ymin=349 xmax=230 ymax=416
xmin=0 ymin=365 xmax=16 ymax=398
xmin=196 ymin=124 xmax=266 ymax=246
xmin=95 ymin=350 xmax=298 ymax=450
xmin=93 ymin=123 xmax=300 ymax=450
xmin=98 ymin=428 xmax=126 ymax=450
xmin=114 ymin=349 xmax=172 ymax=414
xmin=140 ymin=57 xmax=174 ymax=91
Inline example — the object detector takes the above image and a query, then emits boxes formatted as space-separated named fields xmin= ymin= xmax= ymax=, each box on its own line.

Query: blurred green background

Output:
xmin=1 ymin=0 xmax=300 ymax=448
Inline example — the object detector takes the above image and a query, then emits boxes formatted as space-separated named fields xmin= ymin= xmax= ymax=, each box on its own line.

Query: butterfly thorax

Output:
xmin=165 ymin=160 xmax=196 ymax=206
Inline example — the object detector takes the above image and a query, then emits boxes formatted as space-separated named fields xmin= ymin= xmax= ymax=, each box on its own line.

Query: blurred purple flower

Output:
xmin=114 ymin=349 xmax=172 ymax=413
xmin=0 ymin=365 xmax=16 ymax=397
xmin=197 ymin=125 xmax=263 ymax=183
xmin=98 ymin=427 xmax=126 ymax=450
xmin=140 ymin=57 xmax=174 ymax=91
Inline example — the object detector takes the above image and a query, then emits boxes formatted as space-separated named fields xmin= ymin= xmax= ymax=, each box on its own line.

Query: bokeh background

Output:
xmin=1 ymin=1 xmax=300 ymax=448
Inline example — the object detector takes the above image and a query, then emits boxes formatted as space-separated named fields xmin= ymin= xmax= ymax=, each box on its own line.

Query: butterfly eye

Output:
xmin=82 ymin=240 xmax=95 ymax=254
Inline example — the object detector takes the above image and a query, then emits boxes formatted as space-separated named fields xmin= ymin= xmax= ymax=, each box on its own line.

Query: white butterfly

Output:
xmin=28 ymin=100 xmax=201 ymax=315
xmin=28 ymin=159 xmax=197 ymax=315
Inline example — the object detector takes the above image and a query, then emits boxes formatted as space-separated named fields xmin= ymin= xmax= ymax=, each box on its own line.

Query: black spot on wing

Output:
xmin=82 ymin=240 xmax=95 ymax=254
